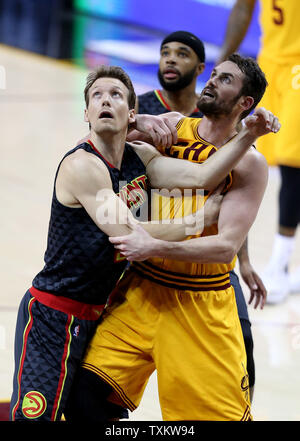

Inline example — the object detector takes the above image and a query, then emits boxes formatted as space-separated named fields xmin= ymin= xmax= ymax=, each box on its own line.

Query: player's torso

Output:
xmin=131 ymin=117 xmax=236 ymax=286
xmin=259 ymin=0 xmax=300 ymax=61
xmin=33 ymin=141 xmax=148 ymax=304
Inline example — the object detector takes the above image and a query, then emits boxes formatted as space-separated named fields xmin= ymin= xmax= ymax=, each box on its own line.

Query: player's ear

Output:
xmin=239 ymin=96 xmax=254 ymax=113
xmin=128 ymin=108 xmax=135 ymax=125
xmin=84 ymin=108 xmax=89 ymax=123
xmin=197 ymin=62 xmax=205 ymax=76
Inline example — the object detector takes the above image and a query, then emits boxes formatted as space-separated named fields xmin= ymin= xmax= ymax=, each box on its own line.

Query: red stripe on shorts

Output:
xmin=29 ymin=286 xmax=104 ymax=320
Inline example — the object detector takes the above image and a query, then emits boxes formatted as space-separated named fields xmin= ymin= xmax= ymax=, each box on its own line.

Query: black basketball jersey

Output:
xmin=32 ymin=140 xmax=147 ymax=304
xmin=138 ymin=89 xmax=202 ymax=118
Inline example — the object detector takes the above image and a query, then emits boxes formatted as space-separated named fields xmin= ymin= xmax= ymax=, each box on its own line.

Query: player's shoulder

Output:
xmin=62 ymin=145 xmax=108 ymax=180
xmin=246 ymin=145 xmax=268 ymax=166
xmin=235 ymin=146 xmax=268 ymax=177
xmin=176 ymin=115 xmax=202 ymax=132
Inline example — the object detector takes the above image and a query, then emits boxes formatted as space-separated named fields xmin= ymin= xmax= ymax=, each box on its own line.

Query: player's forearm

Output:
xmin=97 ymin=191 xmax=204 ymax=241
xmin=126 ymin=129 xmax=153 ymax=144
xmin=146 ymin=156 xmax=199 ymax=190
xmin=147 ymin=233 xmax=236 ymax=264
xmin=218 ymin=0 xmax=256 ymax=63
xmin=147 ymin=127 xmax=257 ymax=191
xmin=237 ymin=236 xmax=250 ymax=264
xmin=141 ymin=210 xmax=204 ymax=242
xmin=197 ymin=126 xmax=258 ymax=190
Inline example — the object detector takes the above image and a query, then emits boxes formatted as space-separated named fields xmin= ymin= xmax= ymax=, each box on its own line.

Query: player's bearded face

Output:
xmin=197 ymin=88 xmax=242 ymax=117
xmin=158 ymin=65 xmax=197 ymax=91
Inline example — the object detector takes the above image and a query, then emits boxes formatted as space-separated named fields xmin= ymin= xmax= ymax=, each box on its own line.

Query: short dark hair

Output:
xmin=228 ymin=53 xmax=268 ymax=119
xmin=84 ymin=65 xmax=136 ymax=110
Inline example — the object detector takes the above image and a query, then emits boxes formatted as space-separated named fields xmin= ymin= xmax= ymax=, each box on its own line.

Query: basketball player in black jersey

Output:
xmin=137 ymin=30 xmax=267 ymax=402
xmin=10 ymin=64 xmax=265 ymax=422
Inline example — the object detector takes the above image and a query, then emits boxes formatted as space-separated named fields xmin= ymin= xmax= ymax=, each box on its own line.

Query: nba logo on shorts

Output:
xmin=73 ymin=325 xmax=80 ymax=337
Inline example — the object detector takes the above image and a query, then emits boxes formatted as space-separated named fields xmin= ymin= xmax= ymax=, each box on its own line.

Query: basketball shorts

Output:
xmin=82 ymin=271 xmax=252 ymax=421
xmin=10 ymin=288 xmax=104 ymax=421
xmin=256 ymin=55 xmax=300 ymax=168
xmin=230 ymin=271 xmax=255 ymax=388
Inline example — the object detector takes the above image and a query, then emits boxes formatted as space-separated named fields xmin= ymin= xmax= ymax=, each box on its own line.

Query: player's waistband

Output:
xmin=131 ymin=261 xmax=231 ymax=291
xmin=29 ymin=286 xmax=105 ymax=320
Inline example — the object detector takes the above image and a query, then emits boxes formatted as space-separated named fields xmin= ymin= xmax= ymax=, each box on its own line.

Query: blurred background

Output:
xmin=1 ymin=0 xmax=300 ymax=422
xmin=0 ymin=0 xmax=260 ymax=92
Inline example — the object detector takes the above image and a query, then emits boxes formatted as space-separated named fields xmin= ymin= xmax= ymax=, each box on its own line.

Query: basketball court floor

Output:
xmin=1 ymin=44 xmax=300 ymax=421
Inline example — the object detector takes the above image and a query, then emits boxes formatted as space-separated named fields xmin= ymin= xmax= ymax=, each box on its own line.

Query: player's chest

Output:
xmin=159 ymin=138 xmax=217 ymax=163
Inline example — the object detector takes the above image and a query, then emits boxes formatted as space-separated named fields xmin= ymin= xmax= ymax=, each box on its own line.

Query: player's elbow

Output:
xmin=221 ymin=248 xmax=236 ymax=264
xmin=219 ymin=240 xmax=237 ymax=263
xmin=196 ymin=172 xmax=221 ymax=192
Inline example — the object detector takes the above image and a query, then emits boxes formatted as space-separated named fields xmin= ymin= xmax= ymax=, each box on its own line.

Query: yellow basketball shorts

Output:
xmin=82 ymin=271 xmax=252 ymax=421
xmin=256 ymin=55 xmax=300 ymax=168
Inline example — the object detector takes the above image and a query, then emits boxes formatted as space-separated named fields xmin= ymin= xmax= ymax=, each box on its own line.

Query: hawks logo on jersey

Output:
xmin=114 ymin=174 xmax=148 ymax=263
xmin=117 ymin=175 xmax=148 ymax=209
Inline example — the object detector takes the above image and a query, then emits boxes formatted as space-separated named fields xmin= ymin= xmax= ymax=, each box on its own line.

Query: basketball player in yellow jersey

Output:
xmin=65 ymin=54 xmax=280 ymax=421
xmin=218 ymin=0 xmax=300 ymax=303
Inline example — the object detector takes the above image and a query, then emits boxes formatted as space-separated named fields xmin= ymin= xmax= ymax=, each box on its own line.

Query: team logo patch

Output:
xmin=241 ymin=362 xmax=250 ymax=392
xmin=241 ymin=362 xmax=250 ymax=403
xmin=241 ymin=375 xmax=249 ymax=391
xmin=22 ymin=391 xmax=47 ymax=419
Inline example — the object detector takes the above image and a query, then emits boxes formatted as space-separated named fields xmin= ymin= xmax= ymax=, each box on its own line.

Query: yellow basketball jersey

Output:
xmin=259 ymin=0 xmax=300 ymax=62
xmin=131 ymin=117 xmax=236 ymax=289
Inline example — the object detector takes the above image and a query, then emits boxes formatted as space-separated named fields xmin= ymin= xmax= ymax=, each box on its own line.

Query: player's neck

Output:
xmin=197 ymin=115 xmax=239 ymax=148
xmin=161 ymin=85 xmax=198 ymax=116
xmin=90 ymin=130 xmax=126 ymax=169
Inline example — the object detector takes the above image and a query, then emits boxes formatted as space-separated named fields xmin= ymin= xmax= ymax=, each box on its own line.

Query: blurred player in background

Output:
xmin=137 ymin=30 xmax=205 ymax=117
xmin=218 ymin=0 xmax=300 ymax=304
xmin=137 ymin=30 xmax=267 ymax=400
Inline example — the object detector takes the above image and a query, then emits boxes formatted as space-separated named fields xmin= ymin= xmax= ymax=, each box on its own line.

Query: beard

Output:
xmin=158 ymin=66 xmax=197 ymax=91
xmin=197 ymin=91 xmax=242 ymax=117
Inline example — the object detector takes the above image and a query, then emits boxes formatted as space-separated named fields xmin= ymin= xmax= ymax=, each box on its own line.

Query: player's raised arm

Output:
xmin=109 ymin=149 xmax=268 ymax=264
xmin=217 ymin=0 xmax=256 ymax=64
xmin=130 ymin=108 xmax=279 ymax=192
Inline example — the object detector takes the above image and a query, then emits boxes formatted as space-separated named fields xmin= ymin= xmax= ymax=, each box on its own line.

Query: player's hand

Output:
xmin=109 ymin=221 xmax=159 ymax=262
xmin=243 ymin=107 xmax=281 ymax=138
xmin=134 ymin=114 xmax=178 ymax=147
xmin=239 ymin=261 xmax=267 ymax=309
